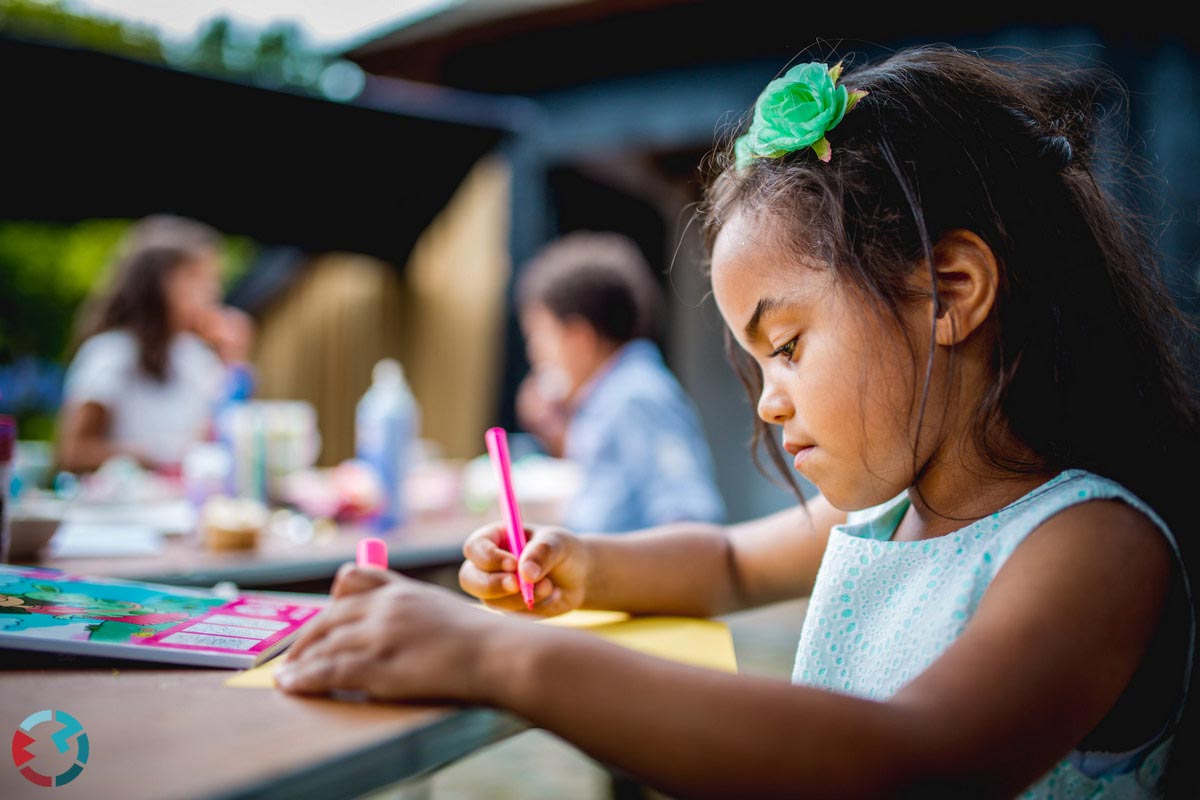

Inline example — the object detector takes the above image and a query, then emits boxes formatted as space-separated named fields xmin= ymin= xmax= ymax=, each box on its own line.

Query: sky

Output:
xmin=68 ymin=0 xmax=455 ymax=51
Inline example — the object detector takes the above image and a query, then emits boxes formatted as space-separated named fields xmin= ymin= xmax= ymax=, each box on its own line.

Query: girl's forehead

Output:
xmin=711 ymin=214 xmax=830 ymax=313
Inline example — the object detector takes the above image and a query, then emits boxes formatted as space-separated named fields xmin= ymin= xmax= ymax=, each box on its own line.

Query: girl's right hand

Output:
xmin=458 ymin=523 xmax=590 ymax=617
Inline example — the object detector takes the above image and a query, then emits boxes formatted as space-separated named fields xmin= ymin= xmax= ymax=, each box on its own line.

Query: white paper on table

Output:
xmin=47 ymin=523 xmax=165 ymax=558
xmin=63 ymin=500 xmax=197 ymax=534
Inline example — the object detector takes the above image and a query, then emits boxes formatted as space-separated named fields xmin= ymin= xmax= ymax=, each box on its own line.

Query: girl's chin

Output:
xmin=794 ymin=463 xmax=861 ymax=513
xmin=792 ymin=445 xmax=816 ymax=472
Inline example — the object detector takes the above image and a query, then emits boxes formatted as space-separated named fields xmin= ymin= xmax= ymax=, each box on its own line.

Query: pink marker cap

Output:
xmin=357 ymin=537 xmax=389 ymax=570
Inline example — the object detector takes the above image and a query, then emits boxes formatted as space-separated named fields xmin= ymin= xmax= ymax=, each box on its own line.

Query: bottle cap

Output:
xmin=372 ymin=358 xmax=404 ymax=385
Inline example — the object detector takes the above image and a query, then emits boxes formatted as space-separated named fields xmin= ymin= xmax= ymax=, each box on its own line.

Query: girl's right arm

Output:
xmin=458 ymin=493 xmax=848 ymax=617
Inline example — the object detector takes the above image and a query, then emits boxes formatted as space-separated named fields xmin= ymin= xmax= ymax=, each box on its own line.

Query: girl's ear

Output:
xmin=927 ymin=229 xmax=999 ymax=347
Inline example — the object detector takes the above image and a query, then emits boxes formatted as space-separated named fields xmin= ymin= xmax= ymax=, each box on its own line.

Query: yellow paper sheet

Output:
xmin=540 ymin=608 xmax=631 ymax=628
xmin=569 ymin=614 xmax=738 ymax=673
xmin=225 ymin=656 xmax=289 ymax=688
xmin=225 ymin=608 xmax=737 ymax=688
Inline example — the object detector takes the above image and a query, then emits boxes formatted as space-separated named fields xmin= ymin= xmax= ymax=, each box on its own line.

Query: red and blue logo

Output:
xmin=12 ymin=709 xmax=88 ymax=787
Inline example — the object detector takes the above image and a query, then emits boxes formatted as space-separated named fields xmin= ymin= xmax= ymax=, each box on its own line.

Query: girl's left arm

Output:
xmin=277 ymin=498 xmax=1174 ymax=799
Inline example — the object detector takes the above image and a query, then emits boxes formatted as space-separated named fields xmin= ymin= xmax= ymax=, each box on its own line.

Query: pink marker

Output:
xmin=484 ymin=427 xmax=536 ymax=610
xmin=357 ymin=537 xmax=389 ymax=570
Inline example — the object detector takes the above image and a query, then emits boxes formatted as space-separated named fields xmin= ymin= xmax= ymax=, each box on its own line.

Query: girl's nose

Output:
xmin=757 ymin=377 xmax=794 ymax=425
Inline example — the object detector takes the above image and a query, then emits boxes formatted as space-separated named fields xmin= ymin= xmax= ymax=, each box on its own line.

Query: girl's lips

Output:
xmin=793 ymin=446 xmax=815 ymax=470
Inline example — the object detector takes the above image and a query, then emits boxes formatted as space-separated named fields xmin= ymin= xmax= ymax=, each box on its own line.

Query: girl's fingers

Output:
xmin=519 ymin=531 xmax=566 ymax=583
xmin=533 ymin=587 xmax=565 ymax=614
xmin=462 ymin=525 xmax=518 ymax=572
xmin=331 ymin=564 xmax=397 ymax=599
xmin=458 ymin=561 xmax=521 ymax=599
xmin=482 ymin=595 xmax=538 ymax=613
xmin=484 ymin=577 xmax=556 ymax=614
xmin=532 ymin=577 xmax=555 ymax=602
xmin=286 ymin=595 xmax=368 ymax=661
xmin=277 ymin=649 xmax=375 ymax=695
xmin=480 ymin=577 xmax=555 ymax=614
xmin=287 ymin=619 xmax=375 ymax=666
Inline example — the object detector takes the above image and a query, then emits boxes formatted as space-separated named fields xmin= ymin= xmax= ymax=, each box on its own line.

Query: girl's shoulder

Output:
xmin=1002 ymin=468 xmax=1190 ymax=675
xmin=63 ymin=329 xmax=138 ymax=405
xmin=74 ymin=328 xmax=137 ymax=361
xmin=836 ymin=468 xmax=1181 ymax=565
xmin=997 ymin=469 xmax=1194 ymax=755
xmin=67 ymin=329 xmax=138 ymax=378
xmin=1001 ymin=468 xmax=1177 ymax=557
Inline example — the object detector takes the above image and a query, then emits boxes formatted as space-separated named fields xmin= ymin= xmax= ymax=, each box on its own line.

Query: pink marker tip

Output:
xmin=357 ymin=537 xmax=389 ymax=570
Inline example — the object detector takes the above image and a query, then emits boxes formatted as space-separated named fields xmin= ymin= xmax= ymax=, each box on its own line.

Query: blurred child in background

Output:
xmin=515 ymin=231 xmax=725 ymax=532
xmin=57 ymin=215 xmax=247 ymax=473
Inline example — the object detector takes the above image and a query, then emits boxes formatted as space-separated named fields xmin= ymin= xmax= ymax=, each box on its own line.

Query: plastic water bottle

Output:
xmin=356 ymin=359 xmax=419 ymax=532
xmin=212 ymin=363 xmax=255 ymax=497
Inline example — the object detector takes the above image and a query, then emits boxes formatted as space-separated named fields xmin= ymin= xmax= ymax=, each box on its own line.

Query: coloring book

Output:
xmin=0 ymin=565 xmax=321 ymax=668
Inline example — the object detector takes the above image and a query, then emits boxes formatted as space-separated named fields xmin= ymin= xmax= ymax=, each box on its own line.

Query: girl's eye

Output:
xmin=769 ymin=336 xmax=799 ymax=361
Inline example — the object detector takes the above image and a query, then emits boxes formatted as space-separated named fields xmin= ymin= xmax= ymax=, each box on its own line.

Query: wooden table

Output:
xmin=0 ymin=594 xmax=804 ymax=800
xmin=11 ymin=512 xmax=491 ymax=590
xmin=0 ymin=589 xmax=529 ymax=800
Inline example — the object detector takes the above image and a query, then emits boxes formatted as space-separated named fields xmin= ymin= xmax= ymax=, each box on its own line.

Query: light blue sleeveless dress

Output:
xmin=792 ymin=468 xmax=1195 ymax=798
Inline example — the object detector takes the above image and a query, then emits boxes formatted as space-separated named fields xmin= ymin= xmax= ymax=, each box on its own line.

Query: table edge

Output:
xmin=203 ymin=706 xmax=529 ymax=800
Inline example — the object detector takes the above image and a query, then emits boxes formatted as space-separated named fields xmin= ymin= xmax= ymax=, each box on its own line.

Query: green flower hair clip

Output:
xmin=734 ymin=59 xmax=869 ymax=169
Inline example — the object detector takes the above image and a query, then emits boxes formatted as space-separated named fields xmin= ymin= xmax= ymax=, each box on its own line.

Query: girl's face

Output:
xmin=711 ymin=210 xmax=948 ymax=512
xmin=164 ymin=249 xmax=222 ymax=334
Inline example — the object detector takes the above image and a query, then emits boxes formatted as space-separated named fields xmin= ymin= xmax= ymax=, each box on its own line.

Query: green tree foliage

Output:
xmin=0 ymin=219 xmax=130 ymax=362
xmin=1 ymin=1 xmax=340 ymax=95
xmin=0 ymin=0 xmax=163 ymax=61
xmin=188 ymin=14 xmax=231 ymax=76
xmin=186 ymin=16 xmax=330 ymax=92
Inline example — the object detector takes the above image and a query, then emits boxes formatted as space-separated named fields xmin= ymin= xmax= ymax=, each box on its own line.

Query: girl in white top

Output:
xmin=59 ymin=216 xmax=228 ymax=472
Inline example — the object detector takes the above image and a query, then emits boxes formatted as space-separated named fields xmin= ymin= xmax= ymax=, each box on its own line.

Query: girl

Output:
xmin=58 ymin=215 xmax=229 ymax=472
xmin=276 ymin=45 xmax=1200 ymax=799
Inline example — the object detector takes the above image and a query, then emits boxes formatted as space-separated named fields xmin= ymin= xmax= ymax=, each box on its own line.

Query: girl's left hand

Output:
xmin=274 ymin=565 xmax=511 ymax=703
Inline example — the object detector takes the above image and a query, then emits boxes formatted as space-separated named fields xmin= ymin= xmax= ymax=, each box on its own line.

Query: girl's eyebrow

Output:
xmin=744 ymin=294 xmax=807 ymax=342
